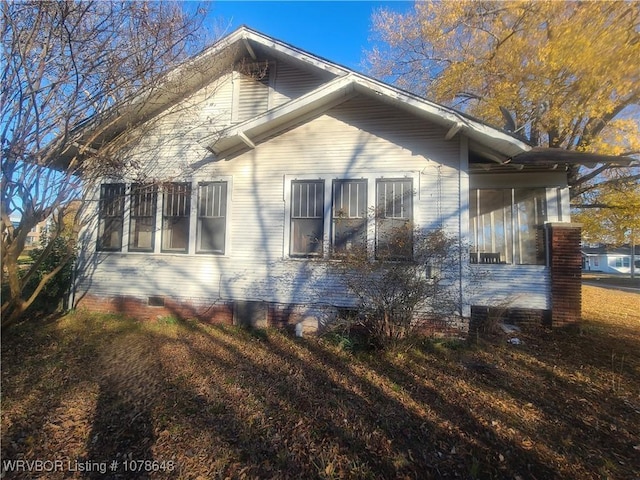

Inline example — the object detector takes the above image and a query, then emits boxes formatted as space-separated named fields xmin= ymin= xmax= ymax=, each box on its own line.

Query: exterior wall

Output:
xmin=74 ymin=54 xmax=575 ymax=331
xmin=469 ymin=265 xmax=550 ymax=311
xmin=75 ymin=93 xmax=466 ymax=329
xmin=467 ymin=171 xmax=571 ymax=313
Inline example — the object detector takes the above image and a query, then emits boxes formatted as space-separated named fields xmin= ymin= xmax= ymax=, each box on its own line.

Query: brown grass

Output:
xmin=2 ymin=286 xmax=639 ymax=479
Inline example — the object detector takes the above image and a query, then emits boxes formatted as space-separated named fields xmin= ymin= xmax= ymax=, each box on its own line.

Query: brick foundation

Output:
xmin=76 ymin=294 xmax=332 ymax=331
xmin=76 ymin=294 xmax=469 ymax=336
xmin=547 ymin=223 xmax=582 ymax=327
xmin=76 ymin=295 xmax=234 ymax=325
xmin=470 ymin=306 xmax=551 ymax=332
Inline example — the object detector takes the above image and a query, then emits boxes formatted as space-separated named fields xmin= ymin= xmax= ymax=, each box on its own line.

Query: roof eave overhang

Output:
xmin=511 ymin=147 xmax=637 ymax=168
xmin=56 ymin=26 xmax=351 ymax=168
xmin=206 ymin=73 xmax=533 ymax=160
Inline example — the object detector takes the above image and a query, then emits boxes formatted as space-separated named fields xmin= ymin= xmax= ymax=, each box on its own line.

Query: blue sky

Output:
xmin=205 ymin=1 xmax=412 ymax=71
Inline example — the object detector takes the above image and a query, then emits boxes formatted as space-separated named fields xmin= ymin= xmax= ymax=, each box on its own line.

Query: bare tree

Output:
xmin=1 ymin=0 xmax=212 ymax=328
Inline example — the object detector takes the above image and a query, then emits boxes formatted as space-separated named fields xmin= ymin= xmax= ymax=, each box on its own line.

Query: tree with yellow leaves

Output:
xmin=367 ymin=1 xmax=640 ymax=198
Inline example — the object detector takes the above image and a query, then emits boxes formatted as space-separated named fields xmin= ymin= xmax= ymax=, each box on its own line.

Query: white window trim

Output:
xmin=111 ymin=176 xmax=233 ymax=257
xmin=192 ymin=175 xmax=233 ymax=256
xmin=283 ymin=172 xmax=419 ymax=260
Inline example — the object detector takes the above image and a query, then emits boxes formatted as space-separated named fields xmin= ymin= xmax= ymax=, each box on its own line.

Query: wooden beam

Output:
xmin=243 ymin=38 xmax=257 ymax=60
xmin=238 ymin=132 xmax=255 ymax=149
xmin=445 ymin=123 xmax=463 ymax=140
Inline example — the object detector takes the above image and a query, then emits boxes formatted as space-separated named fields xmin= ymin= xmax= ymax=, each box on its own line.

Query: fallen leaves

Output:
xmin=1 ymin=285 xmax=639 ymax=479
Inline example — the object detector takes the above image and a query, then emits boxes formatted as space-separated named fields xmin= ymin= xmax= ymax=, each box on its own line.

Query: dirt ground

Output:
xmin=2 ymin=285 xmax=639 ymax=479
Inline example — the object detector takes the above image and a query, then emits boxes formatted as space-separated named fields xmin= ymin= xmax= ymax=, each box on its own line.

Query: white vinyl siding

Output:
xmin=233 ymin=62 xmax=273 ymax=123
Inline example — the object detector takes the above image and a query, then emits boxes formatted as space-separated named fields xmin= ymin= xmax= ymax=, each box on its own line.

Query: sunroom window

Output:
xmin=470 ymin=188 xmax=547 ymax=265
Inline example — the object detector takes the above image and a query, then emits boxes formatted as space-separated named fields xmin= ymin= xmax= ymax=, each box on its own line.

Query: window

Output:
xmin=97 ymin=183 xmax=125 ymax=251
xmin=623 ymin=257 xmax=630 ymax=268
xmin=290 ymin=180 xmax=324 ymax=257
xmin=615 ymin=257 xmax=623 ymax=268
xmin=332 ymin=180 xmax=367 ymax=254
xmin=470 ymin=188 xmax=547 ymax=265
xmin=129 ymin=184 xmax=157 ymax=252
xmin=197 ymin=182 xmax=227 ymax=254
xmin=376 ymin=179 xmax=413 ymax=259
xmin=162 ymin=183 xmax=191 ymax=253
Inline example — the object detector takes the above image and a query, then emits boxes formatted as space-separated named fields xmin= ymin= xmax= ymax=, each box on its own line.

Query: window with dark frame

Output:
xmin=290 ymin=180 xmax=324 ymax=257
xmin=161 ymin=182 xmax=191 ymax=253
xmin=332 ymin=179 xmax=367 ymax=254
xmin=375 ymin=179 xmax=413 ymax=260
xmin=197 ymin=182 xmax=227 ymax=254
xmin=129 ymin=183 xmax=157 ymax=252
xmin=97 ymin=183 xmax=125 ymax=251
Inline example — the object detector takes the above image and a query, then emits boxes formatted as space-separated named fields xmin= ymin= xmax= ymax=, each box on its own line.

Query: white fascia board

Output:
xmin=348 ymin=75 xmax=532 ymax=158
xmin=239 ymin=28 xmax=350 ymax=77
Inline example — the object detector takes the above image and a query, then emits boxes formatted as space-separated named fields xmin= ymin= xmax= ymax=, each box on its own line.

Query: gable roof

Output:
xmin=203 ymin=72 xmax=532 ymax=162
xmin=60 ymin=26 xmax=635 ymax=169
xmin=59 ymin=26 xmax=348 ymax=165
xmin=582 ymin=245 xmax=640 ymax=256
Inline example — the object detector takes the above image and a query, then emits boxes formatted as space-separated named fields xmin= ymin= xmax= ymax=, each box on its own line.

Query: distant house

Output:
xmin=60 ymin=27 xmax=633 ymax=331
xmin=24 ymin=220 xmax=47 ymax=249
xmin=582 ymin=245 xmax=640 ymax=274
xmin=9 ymin=217 xmax=48 ymax=250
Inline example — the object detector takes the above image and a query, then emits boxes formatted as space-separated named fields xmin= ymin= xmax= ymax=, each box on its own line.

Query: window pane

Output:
xmin=332 ymin=180 xmax=367 ymax=254
xmin=291 ymin=180 xmax=324 ymax=256
xmin=162 ymin=183 xmax=191 ymax=253
xmin=197 ymin=182 xmax=226 ymax=254
xmin=129 ymin=184 xmax=156 ymax=252
xmin=469 ymin=188 xmax=546 ymax=265
xmin=514 ymin=188 xmax=546 ymax=265
xmin=291 ymin=218 xmax=324 ymax=255
xmin=376 ymin=179 xmax=412 ymax=259
xmin=471 ymin=189 xmax=512 ymax=264
xmin=130 ymin=217 xmax=154 ymax=250
xmin=97 ymin=183 xmax=125 ymax=251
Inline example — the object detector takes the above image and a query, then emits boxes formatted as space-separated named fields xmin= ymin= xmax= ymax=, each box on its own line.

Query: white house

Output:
xmin=582 ymin=245 xmax=640 ymax=275
xmin=65 ymin=27 xmax=628 ymax=331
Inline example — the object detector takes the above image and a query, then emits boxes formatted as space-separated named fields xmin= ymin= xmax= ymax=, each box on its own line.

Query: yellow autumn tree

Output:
xmin=367 ymin=0 xmax=640 ymax=197
xmin=573 ymin=180 xmax=640 ymax=245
